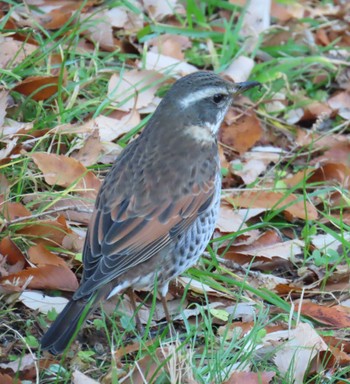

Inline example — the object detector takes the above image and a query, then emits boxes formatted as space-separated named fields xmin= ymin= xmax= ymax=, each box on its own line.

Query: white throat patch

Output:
xmin=185 ymin=125 xmax=215 ymax=143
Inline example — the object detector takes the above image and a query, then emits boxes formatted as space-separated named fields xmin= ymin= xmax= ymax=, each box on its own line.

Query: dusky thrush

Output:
xmin=41 ymin=71 xmax=260 ymax=354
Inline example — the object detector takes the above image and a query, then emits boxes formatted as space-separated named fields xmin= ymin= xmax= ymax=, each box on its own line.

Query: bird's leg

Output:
xmin=126 ymin=288 xmax=144 ymax=333
xmin=161 ymin=294 xmax=172 ymax=325
xmin=161 ymin=294 xmax=177 ymax=337
xmin=160 ymin=287 xmax=176 ymax=337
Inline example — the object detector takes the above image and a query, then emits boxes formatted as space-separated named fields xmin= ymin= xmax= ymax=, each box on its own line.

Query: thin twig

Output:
xmin=3 ymin=205 xmax=93 ymax=227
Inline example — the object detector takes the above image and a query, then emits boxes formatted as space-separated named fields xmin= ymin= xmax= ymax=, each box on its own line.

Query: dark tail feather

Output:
xmin=40 ymin=296 xmax=95 ymax=355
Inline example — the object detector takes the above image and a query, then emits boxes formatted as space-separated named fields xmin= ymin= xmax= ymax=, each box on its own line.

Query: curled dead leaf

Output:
xmin=229 ymin=191 xmax=318 ymax=221
xmin=221 ymin=110 xmax=262 ymax=155
xmin=0 ymin=264 xmax=78 ymax=292
xmin=17 ymin=215 xmax=72 ymax=247
xmin=31 ymin=152 xmax=101 ymax=199
xmin=27 ymin=243 xmax=68 ymax=267
xmin=13 ymin=76 xmax=59 ymax=101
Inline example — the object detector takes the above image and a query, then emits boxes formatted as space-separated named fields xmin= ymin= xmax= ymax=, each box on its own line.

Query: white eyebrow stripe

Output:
xmin=179 ymin=87 xmax=229 ymax=108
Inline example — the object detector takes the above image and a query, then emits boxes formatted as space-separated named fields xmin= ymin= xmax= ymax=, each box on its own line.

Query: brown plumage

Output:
xmin=40 ymin=71 xmax=260 ymax=354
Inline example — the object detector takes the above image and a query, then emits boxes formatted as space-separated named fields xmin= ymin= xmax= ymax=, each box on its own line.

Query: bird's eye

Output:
xmin=212 ymin=94 xmax=225 ymax=104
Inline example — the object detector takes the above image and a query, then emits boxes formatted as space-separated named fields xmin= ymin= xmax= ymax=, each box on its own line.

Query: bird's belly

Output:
xmin=163 ymin=179 xmax=221 ymax=282
xmin=124 ymin=178 xmax=221 ymax=291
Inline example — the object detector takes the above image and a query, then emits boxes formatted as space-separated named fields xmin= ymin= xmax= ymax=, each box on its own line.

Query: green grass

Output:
xmin=1 ymin=0 xmax=350 ymax=383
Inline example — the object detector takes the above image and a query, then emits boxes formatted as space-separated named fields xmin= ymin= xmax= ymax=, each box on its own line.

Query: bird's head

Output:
xmin=155 ymin=71 xmax=260 ymax=141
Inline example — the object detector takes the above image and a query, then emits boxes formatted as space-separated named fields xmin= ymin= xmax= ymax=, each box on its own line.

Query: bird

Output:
xmin=40 ymin=71 xmax=260 ymax=355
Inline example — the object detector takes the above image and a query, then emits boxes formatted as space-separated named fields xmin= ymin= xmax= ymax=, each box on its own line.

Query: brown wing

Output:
xmin=74 ymin=175 xmax=216 ymax=300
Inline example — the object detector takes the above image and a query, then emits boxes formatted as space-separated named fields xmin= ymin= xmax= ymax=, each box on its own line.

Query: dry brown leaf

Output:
xmin=31 ymin=152 xmax=101 ymax=199
xmin=312 ymin=142 xmax=350 ymax=166
xmin=39 ymin=7 xmax=76 ymax=29
xmin=231 ymin=149 xmax=281 ymax=184
xmin=0 ymin=91 xmax=8 ymax=127
xmin=271 ymin=1 xmax=303 ymax=21
xmin=221 ymin=111 xmax=262 ymax=154
xmin=122 ymin=348 xmax=165 ymax=384
xmin=0 ymin=37 xmax=37 ymax=69
xmin=27 ymin=243 xmax=68 ymax=267
xmin=95 ymin=109 xmax=140 ymax=142
xmin=0 ymin=137 xmax=18 ymax=160
xmin=216 ymin=204 xmax=247 ymax=233
xmin=265 ymin=323 xmax=327 ymax=384
xmin=223 ymin=371 xmax=275 ymax=384
xmin=223 ymin=56 xmax=255 ymax=83
xmin=13 ymin=76 xmax=59 ymax=101
xmin=223 ymin=230 xmax=303 ymax=261
xmin=141 ymin=51 xmax=198 ymax=76
xmin=328 ymin=91 xmax=350 ymax=120
xmin=108 ymin=70 xmax=164 ymax=112
xmin=240 ymin=0 xmax=271 ymax=53
xmin=319 ymin=346 xmax=350 ymax=369
xmin=72 ymin=370 xmax=99 ymax=384
xmin=308 ymin=163 xmax=350 ymax=189
xmin=230 ymin=191 xmax=318 ymax=221
xmin=17 ymin=215 xmax=72 ymax=247
xmin=143 ymin=0 xmax=183 ymax=20
xmin=0 ymin=237 xmax=27 ymax=272
xmin=0 ymin=373 xmax=21 ymax=384
xmin=71 ymin=130 xmax=103 ymax=167
xmin=0 ymin=201 xmax=31 ymax=221
xmin=19 ymin=290 xmax=69 ymax=314
xmin=296 ymin=302 xmax=350 ymax=328
xmin=149 ymin=34 xmax=191 ymax=60
xmin=0 ymin=264 xmax=78 ymax=292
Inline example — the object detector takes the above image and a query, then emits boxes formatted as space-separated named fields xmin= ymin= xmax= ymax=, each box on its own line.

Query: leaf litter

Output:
xmin=1 ymin=0 xmax=350 ymax=382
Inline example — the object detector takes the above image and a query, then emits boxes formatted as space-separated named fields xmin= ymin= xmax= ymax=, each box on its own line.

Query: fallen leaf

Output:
xmin=143 ymin=0 xmax=183 ymax=20
xmin=0 ymin=137 xmax=18 ymax=160
xmin=27 ymin=243 xmax=68 ymax=267
xmin=223 ymin=230 xmax=304 ymax=261
xmin=266 ymin=323 xmax=327 ymax=384
xmin=149 ymin=34 xmax=191 ymax=60
xmin=71 ymin=130 xmax=103 ymax=166
xmin=177 ymin=277 xmax=233 ymax=300
xmin=0 ymin=201 xmax=31 ymax=221
xmin=311 ymin=142 xmax=350 ymax=167
xmin=233 ymin=147 xmax=282 ymax=185
xmin=108 ymin=70 xmax=164 ymax=112
xmin=241 ymin=0 xmax=271 ymax=53
xmin=40 ymin=7 xmax=75 ymax=30
xmin=0 ymin=91 xmax=8 ymax=127
xmin=0 ymin=264 xmax=78 ymax=292
xmin=296 ymin=302 xmax=350 ymax=328
xmin=0 ymin=373 xmax=22 ymax=383
xmin=81 ymin=10 xmax=115 ymax=51
xmin=328 ymin=91 xmax=350 ymax=120
xmin=72 ymin=370 xmax=99 ymax=384
xmin=31 ymin=152 xmax=101 ymax=199
xmin=0 ymin=37 xmax=37 ymax=69
xmin=223 ymin=56 xmax=255 ymax=83
xmin=13 ymin=76 xmax=59 ymax=101
xmin=229 ymin=191 xmax=318 ymax=221
xmin=223 ymin=371 xmax=275 ymax=384
xmin=0 ymin=354 xmax=34 ymax=375
xmin=95 ymin=109 xmax=140 ymax=142
xmin=19 ymin=290 xmax=69 ymax=314
xmin=221 ymin=110 xmax=262 ymax=154
xmin=309 ymin=163 xmax=350 ymax=189
xmin=17 ymin=215 xmax=72 ymax=247
xmin=0 ymin=237 xmax=27 ymax=272
xmin=140 ymin=51 xmax=198 ymax=76
xmin=216 ymin=204 xmax=247 ymax=233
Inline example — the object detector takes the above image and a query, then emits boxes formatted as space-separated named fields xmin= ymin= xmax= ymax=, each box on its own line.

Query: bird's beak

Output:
xmin=230 ymin=81 xmax=261 ymax=95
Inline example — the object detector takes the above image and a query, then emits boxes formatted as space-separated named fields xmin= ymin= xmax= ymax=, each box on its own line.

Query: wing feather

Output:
xmin=74 ymin=179 xmax=216 ymax=300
